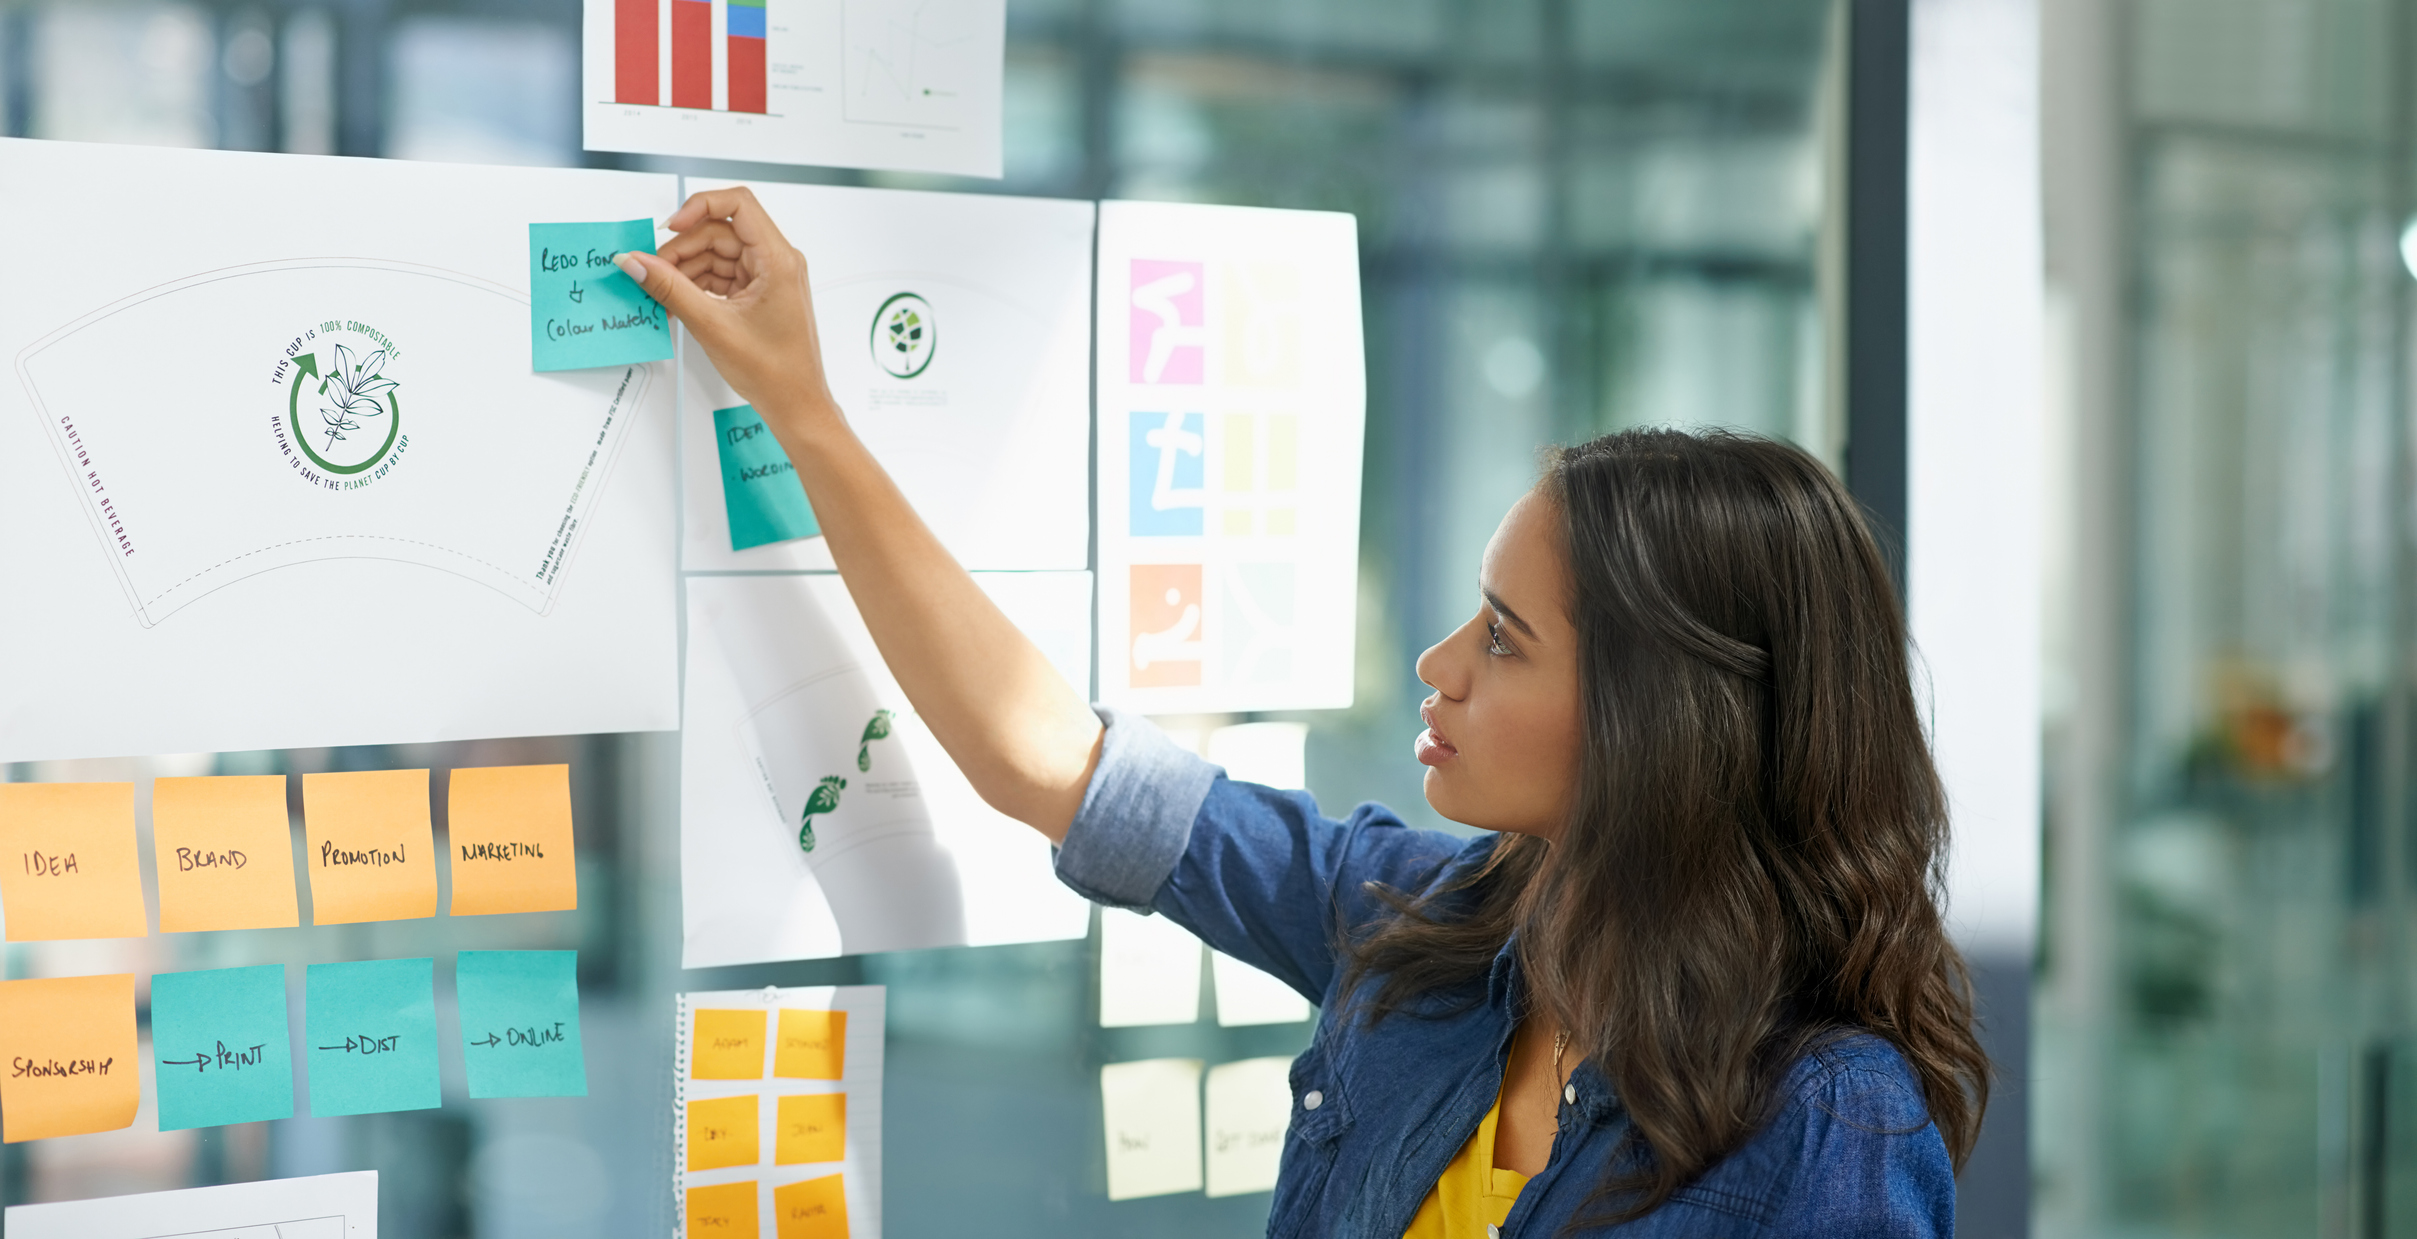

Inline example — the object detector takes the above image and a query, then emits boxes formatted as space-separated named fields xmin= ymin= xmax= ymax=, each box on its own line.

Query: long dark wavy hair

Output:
xmin=1342 ymin=427 xmax=1988 ymax=1223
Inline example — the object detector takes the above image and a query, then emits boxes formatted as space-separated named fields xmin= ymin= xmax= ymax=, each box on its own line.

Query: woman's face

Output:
xmin=1413 ymin=488 xmax=1584 ymax=838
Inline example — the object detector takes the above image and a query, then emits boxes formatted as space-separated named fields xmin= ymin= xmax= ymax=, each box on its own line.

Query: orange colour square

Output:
xmin=688 ymin=1094 xmax=761 ymax=1171
xmin=774 ymin=1173 xmax=849 ymax=1239
xmin=686 ymin=1180 xmax=759 ymax=1238
xmin=775 ymin=1093 xmax=846 ymax=1165
xmin=152 ymin=775 xmax=300 ymax=933
xmin=446 ymin=764 xmax=578 ymax=916
xmin=302 ymin=770 xmax=437 ymax=925
xmin=0 ymin=973 xmax=140 ymax=1142
xmin=0 ymin=782 xmax=146 ymax=941
xmin=1129 ymin=564 xmax=1204 ymax=688
xmin=774 ymin=1009 xmax=845 ymax=1080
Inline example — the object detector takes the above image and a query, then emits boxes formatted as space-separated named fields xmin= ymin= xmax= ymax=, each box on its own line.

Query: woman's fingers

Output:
xmin=614 ymin=250 xmax=724 ymax=336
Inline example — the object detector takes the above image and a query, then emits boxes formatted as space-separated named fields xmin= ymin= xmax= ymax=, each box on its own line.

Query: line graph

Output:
xmin=843 ymin=0 xmax=983 ymax=131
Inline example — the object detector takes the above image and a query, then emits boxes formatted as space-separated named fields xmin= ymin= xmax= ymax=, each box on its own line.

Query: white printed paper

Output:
xmin=678 ymin=180 xmax=1093 ymax=572
xmin=1205 ymin=1057 xmax=1293 ymax=1197
xmin=3 ymin=1170 xmax=376 ymax=1238
xmin=1101 ymin=1058 xmax=1204 ymax=1201
xmin=584 ymin=0 xmax=1004 ymax=178
xmin=676 ymin=985 xmax=883 ymax=1239
xmin=1211 ymin=951 xmax=1311 ymax=1027
xmin=680 ymin=573 xmax=1093 ymax=966
xmin=1099 ymin=906 xmax=1203 ymax=1028
xmin=1096 ymin=200 xmax=1366 ymax=713
xmin=0 ymin=138 xmax=678 ymax=763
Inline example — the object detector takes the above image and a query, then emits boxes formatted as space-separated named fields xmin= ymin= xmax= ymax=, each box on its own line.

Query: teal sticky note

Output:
xmin=714 ymin=403 xmax=821 ymax=550
xmin=529 ymin=219 xmax=674 ymax=372
xmin=150 ymin=964 xmax=294 ymax=1131
xmin=305 ymin=957 xmax=440 ymax=1117
xmin=455 ymin=949 xmax=587 ymax=1099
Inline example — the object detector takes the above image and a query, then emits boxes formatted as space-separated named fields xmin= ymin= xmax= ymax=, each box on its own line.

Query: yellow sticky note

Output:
xmin=302 ymin=770 xmax=437 ymax=926
xmin=0 ymin=974 xmax=140 ymax=1142
xmin=686 ymin=1180 xmax=759 ymax=1238
xmin=152 ymin=775 xmax=301 ymax=933
xmin=688 ymin=1094 xmax=762 ymax=1171
xmin=774 ymin=1009 xmax=845 ymax=1080
xmin=775 ymin=1093 xmax=846 ymax=1165
xmin=0 ymin=783 xmax=146 ymax=942
xmin=446 ymin=764 xmax=578 ymax=916
xmin=694 ymin=1009 xmax=768 ymax=1080
xmin=774 ymin=1173 xmax=849 ymax=1239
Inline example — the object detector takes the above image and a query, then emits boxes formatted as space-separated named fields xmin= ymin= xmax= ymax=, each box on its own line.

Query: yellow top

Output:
xmin=1403 ymin=1086 xmax=1530 ymax=1239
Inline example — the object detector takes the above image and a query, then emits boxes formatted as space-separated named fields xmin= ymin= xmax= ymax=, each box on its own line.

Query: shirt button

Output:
xmin=1564 ymin=1083 xmax=1577 ymax=1104
xmin=1487 ymin=1226 xmax=1500 ymax=1238
xmin=1303 ymin=1090 xmax=1324 ymax=1111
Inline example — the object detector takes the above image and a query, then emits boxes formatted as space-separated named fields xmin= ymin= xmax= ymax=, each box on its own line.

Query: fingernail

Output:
xmin=613 ymin=252 xmax=647 ymax=281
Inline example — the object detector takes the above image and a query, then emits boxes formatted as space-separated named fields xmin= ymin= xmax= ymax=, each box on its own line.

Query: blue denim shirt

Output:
xmin=1057 ymin=709 xmax=1955 ymax=1238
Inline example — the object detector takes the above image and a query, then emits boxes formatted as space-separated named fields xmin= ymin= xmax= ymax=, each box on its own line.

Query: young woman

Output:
xmin=616 ymin=189 xmax=1989 ymax=1237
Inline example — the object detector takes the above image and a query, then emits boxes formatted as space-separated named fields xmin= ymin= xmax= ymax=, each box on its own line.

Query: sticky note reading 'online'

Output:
xmin=0 ymin=973 xmax=139 ymax=1142
xmin=302 ymin=770 xmax=437 ymax=926
xmin=456 ymin=949 xmax=586 ymax=1099
xmin=687 ymin=1094 xmax=761 ymax=1171
xmin=152 ymin=776 xmax=301 ymax=933
xmin=530 ymin=219 xmax=672 ymax=372
xmin=447 ymin=764 xmax=578 ymax=916
xmin=0 ymin=782 xmax=147 ymax=941
xmin=150 ymin=964 xmax=295 ymax=1131
xmin=693 ymin=1008 xmax=768 ymax=1079
xmin=774 ymin=1173 xmax=849 ymax=1239
xmin=306 ymin=957 xmax=440 ymax=1117
xmin=775 ymin=1009 xmax=845 ymax=1080
xmin=715 ymin=403 xmax=819 ymax=551
xmin=686 ymin=1181 xmax=759 ymax=1239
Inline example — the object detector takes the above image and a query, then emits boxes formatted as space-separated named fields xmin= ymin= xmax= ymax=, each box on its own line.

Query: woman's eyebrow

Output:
xmin=1482 ymin=589 xmax=1539 ymax=640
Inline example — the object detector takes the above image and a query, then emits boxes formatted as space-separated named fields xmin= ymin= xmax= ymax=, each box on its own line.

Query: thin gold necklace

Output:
xmin=1551 ymin=1028 xmax=1570 ymax=1111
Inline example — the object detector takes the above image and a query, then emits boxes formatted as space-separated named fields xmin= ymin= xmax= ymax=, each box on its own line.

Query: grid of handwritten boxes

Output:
xmin=0 ymin=765 xmax=585 ymax=1142
xmin=686 ymin=1006 xmax=852 ymax=1239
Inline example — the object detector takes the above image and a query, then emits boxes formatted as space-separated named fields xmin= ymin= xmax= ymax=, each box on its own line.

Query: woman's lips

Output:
xmin=1415 ymin=704 xmax=1458 ymax=767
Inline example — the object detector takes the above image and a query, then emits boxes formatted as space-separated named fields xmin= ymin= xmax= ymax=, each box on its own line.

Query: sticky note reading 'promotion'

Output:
xmin=302 ymin=770 xmax=437 ymax=926
xmin=305 ymin=957 xmax=440 ymax=1118
xmin=0 ymin=782 xmax=147 ymax=941
xmin=152 ymin=776 xmax=301 ymax=933
xmin=714 ymin=404 xmax=819 ymax=551
xmin=687 ymin=1094 xmax=761 ymax=1171
xmin=774 ymin=1009 xmax=845 ymax=1080
xmin=687 ymin=1181 xmax=760 ymax=1239
xmin=0 ymin=973 xmax=139 ymax=1142
xmin=693 ymin=1008 xmax=769 ymax=1079
xmin=447 ymin=764 xmax=578 ymax=916
xmin=775 ymin=1093 xmax=846 ymax=1165
xmin=530 ymin=219 xmax=672 ymax=372
xmin=455 ymin=949 xmax=586 ymax=1099
xmin=774 ymin=1173 xmax=849 ymax=1239
xmin=150 ymin=964 xmax=295 ymax=1131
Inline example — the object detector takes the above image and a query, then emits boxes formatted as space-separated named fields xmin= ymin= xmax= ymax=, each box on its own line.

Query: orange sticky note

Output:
xmin=775 ymin=1093 xmax=846 ymax=1165
xmin=686 ymin=1180 xmax=759 ymax=1238
xmin=774 ymin=1009 xmax=845 ymax=1080
xmin=773 ymin=1173 xmax=849 ymax=1239
xmin=0 ymin=782 xmax=146 ymax=941
xmin=688 ymin=1094 xmax=762 ymax=1171
xmin=694 ymin=1009 xmax=768 ymax=1079
xmin=152 ymin=775 xmax=300 ymax=933
xmin=302 ymin=770 xmax=437 ymax=925
xmin=446 ymin=764 xmax=578 ymax=916
xmin=0 ymin=974 xmax=140 ymax=1141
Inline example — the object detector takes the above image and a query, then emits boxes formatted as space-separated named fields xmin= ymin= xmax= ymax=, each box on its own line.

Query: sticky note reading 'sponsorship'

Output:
xmin=456 ymin=950 xmax=586 ymax=1099
xmin=715 ymin=404 xmax=819 ymax=551
xmin=0 ymin=974 xmax=140 ymax=1142
xmin=530 ymin=219 xmax=672 ymax=372
xmin=447 ymin=764 xmax=578 ymax=916
xmin=0 ymin=782 xmax=147 ymax=941
xmin=302 ymin=770 xmax=437 ymax=925
xmin=152 ymin=775 xmax=301 ymax=933
xmin=151 ymin=964 xmax=295 ymax=1131
xmin=306 ymin=957 xmax=440 ymax=1117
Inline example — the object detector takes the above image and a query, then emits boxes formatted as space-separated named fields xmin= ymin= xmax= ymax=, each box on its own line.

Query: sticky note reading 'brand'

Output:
xmin=455 ymin=949 xmax=586 ymax=1099
xmin=0 ymin=782 xmax=147 ymax=941
xmin=152 ymin=776 xmax=301 ymax=933
xmin=686 ymin=1181 xmax=760 ymax=1239
xmin=693 ymin=1008 xmax=769 ymax=1079
xmin=688 ymin=1094 xmax=762 ymax=1171
xmin=530 ymin=219 xmax=672 ymax=372
xmin=305 ymin=957 xmax=440 ymax=1117
xmin=447 ymin=764 xmax=578 ymax=916
xmin=302 ymin=770 xmax=437 ymax=926
xmin=774 ymin=1009 xmax=845 ymax=1080
xmin=0 ymin=973 xmax=139 ymax=1142
xmin=774 ymin=1173 xmax=849 ymax=1239
xmin=150 ymin=964 xmax=295 ymax=1131
xmin=715 ymin=404 xmax=820 ymax=551
xmin=774 ymin=1093 xmax=846 ymax=1165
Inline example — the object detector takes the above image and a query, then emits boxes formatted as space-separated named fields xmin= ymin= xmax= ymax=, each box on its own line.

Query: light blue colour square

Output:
xmin=715 ymin=403 xmax=820 ymax=550
xmin=1130 ymin=410 xmax=1205 ymax=537
xmin=454 ymin=950 xmax=587 ymax=1099
xmin=151 ymin=964 xmax=294 ymax=1131
xmin=727 ymin=4 xmax=767 ymax=38
xmin=529 ymin=219 xmax=673 ymax=372
xmin=305 ymin=957 xmax=441 ymax=1117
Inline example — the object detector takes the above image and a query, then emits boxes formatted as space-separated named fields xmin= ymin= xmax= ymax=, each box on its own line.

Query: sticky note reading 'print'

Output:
xmin=446 ymin=764 xmax=578 ymax=916
xmin=152 ymin=776 xmax=301 ymax=933
xmin=774 ymin=1173 xmax=849 ymax=1239
xmin=150 ymin=964 xmax=295 ymax=1131
xmin=0 ymin=973 xmax=139 ymax=1142
xmin=715 ymin=404 xmax=820 ymax=551
xmin=774 ymin=1009 xmax=845 ymax=1080
xmin=693 ymin=1009 xmax=769 ymax=1079
xmin=0 ymin=782 xmax=147 ymax=941
xmin=530 ymin=219 xmax=672 ymax=372
xmin=305 ymin=957 xmax=440 ymax=1117
xmin=455 ymin=949 xmax=586 ymax=1099
xmin=686 ymin=1181 xmax=760 ymax=1238
xmin=688 ymin=1094 xmax=762 ymax=1171
xmin=302 ymin=770 xmax=437 ymax=926
xmin=775 ymin=1093 xmax=846 ymax=1165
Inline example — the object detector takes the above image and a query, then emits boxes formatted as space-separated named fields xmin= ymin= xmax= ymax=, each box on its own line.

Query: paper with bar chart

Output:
xmin=584 ymin=0 xmax=1004 ymax=177
xmin=1095 ymin=201 xmax=1368 ymax=713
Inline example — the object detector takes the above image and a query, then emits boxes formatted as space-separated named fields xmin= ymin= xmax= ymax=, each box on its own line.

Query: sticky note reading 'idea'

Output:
xmin=715 ymin=404 xmax=819 ymax=550
xmin=530 ymin=219 xmax=672 ymax=372
xmin=150 ymin=964 xmax=295 ymax=1131
xmin=0 ymin=782 xmax=147 ymax=941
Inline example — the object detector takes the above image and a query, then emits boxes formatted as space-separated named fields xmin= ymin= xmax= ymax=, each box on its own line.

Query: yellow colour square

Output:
xmin=1267 ymin=415 xmax=1299 ymax=490
xmin=775 ymin=1093 xmax=846 ymax=1165
xmin=1222 ymin=414 xmax=1256 ymax=491
xmin=153 ymin=775 xmax=301 ymax=933
xmin=686 ymin=1180 xmax=759 ymax=1238
xmin=1222 ymin=510 xmax=1255 ymax=537
xmin=693 ymin=1008 xmax=768 ymax=1079
xmin=0 ymin=782 xmax=147 ymax=941
xmin=774 ymin=1173 xmax=849 ymax=1239
xmin=774 ymin=1009 xmax=845 ymax=1080
xmin=0 ymin=973 xmax=140 ymax=1142
xmin=301 ymin=770 xmax=437 ymax=925
xmin=1267 ymin=508 xmax=1297 ymax=536
xmin=688 ymin=1094 xmax=762 ymax=1171
xmin=446 ymin=764 xmax=578 ymax=916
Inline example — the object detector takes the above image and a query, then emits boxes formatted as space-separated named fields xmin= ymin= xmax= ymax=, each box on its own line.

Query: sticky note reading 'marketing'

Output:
xmin=530 ymin=219 xmax=673 ymax=372
xmin=152 ymin=775 xmax=301 ymax=933
xmin=715 ymin=404 xmax=819 ymax=551
xmin=302 ymin=770 xmax=437 ymax=926
xmin=774 ymin=1173 xmax=849 ymax=1239
xmin=693 ymin=1008 xmax=769 ymax=1080
xmin=0 ymin=782 xmax=147 ymax=941
xmin=151 ymin=964 xmax=295 ymax=1131
xmin=774 ymin=1008 xmax=845 ymax=1080
xmin=305 ymin=957 xmax=440 ymax=1118
xmin=688 ymin=1094 xmax=761 ymax=1171
xmin=0 ymin=973 xmax=139 ymax=1142
xmin=456 ymin=949 xmax=586 ymax=1099
xmin=447 ymin=764 xmax=578 ymax=916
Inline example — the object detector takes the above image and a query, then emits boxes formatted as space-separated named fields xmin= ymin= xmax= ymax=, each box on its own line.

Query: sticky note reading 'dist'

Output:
xmin=302 ymin=769 xmax=437 ymax=926
xmin=150 ymin=964 xmax=295 ymax=1131
xmin=687 ymin=1181 xmax=760 ymax=1239
xmin=306 ymin=957 xmax=440 ymax=1118
xmin=775 ymin=1008 xmax=845 ymax=1080
xmin=456 ymin=949 xmax=587 ymax=1099
xmin=0 ymin=782 xmax=147 ymax=941
xmin=774 ymin=1173 xmax=849 ymax=1239
xmin=693 ymin=1008 xmax=769 ymax=1080
xmin=688 ymin=1094 xmax=762 ymax=1171
xmin=530 ymin=219 xmax=672 ymax=372
xmin=447 ymin=764 xmax=578 ymax=916
xmin=152 ymin=775 xmax=301 ymax=933
xmin=716 ymin=404 xmax=820 ymax=551
xmin=0 ymin=973 xmax=139 ymax=1142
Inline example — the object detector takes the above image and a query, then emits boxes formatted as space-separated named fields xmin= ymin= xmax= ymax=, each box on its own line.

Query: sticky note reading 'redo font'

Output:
xmin=530 ymin=219 xmax=673 ymax=372
xmin=455 ymin=949 xmax=587 ymax=1099
xmin=0 ymin=973 xmax=140 ymax=1142
xmin=447 ymin=764 xmax=579 ymax=916
xmin=306 ymin=957 xmax=440 ymax=1118
xmin=715 ymin=403 xmax=819 ymax=551
xmin=152 ymin=776 xmax=301 ymax=933
xmin=150 ymin=964 xmax=295 ymax=1131
xmin=302 ymin=769 xmax=437 ymax=926
xmin=0 ymin=782 xmax=147 ymax=941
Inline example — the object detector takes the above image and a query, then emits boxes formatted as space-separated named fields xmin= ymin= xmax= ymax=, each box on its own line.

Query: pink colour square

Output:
xmin=1129 ymin=259 xmax=1206 ymax=385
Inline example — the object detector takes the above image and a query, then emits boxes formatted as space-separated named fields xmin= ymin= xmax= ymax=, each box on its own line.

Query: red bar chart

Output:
xmin=671 ymin=0 xmax=712 ymax=110
xmin=614 ymin=0 xmax=657 ymax=106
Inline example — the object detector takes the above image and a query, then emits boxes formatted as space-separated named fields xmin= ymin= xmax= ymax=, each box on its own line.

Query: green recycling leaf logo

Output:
xmin=275 ymin=321 xmax=407 ymax=487
xmin=870 ymin=292 xmax=936 ymax=380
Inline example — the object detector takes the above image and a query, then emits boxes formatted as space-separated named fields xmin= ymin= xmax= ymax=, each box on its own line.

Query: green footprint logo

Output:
xmin=858 ymin=709 xmax=895 ymax=772
xmin=799 ymin=775 xmax=846 ymax=853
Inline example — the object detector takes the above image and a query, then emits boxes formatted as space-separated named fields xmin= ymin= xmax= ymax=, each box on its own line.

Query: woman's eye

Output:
xmin=1485 ymin=622 xmax=1514 ymax=656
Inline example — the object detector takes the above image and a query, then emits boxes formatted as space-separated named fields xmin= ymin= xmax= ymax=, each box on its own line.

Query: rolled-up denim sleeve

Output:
xmin=1052 ymin=706 xmax=1221 ymax=909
